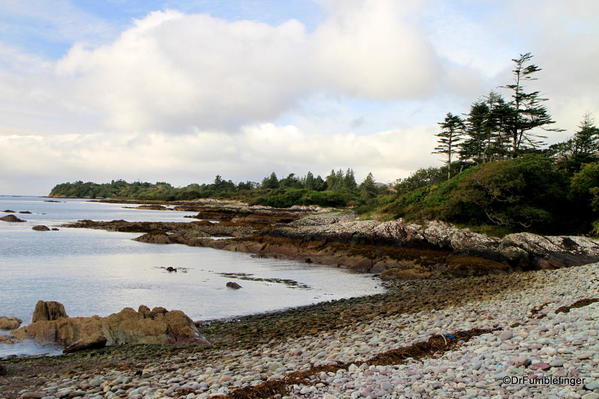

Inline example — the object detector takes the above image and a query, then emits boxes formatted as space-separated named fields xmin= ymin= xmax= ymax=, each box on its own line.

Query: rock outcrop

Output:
xmin=32 ymin=300 xmax=68 ymax=323
xmin=13 ymin=302 xmax=210 ymax=353
xmin=63 ymin=206 xmax=599 ymax=280
xmin=32 ymin=225 xmax=50 ymax=231
xmin=0 ymin=214 xmax=25 ymax=222
xmin=269 ymin=218 xmax=599 ymax=270
xmin=0 ymin=316 xmax=22 ymax=330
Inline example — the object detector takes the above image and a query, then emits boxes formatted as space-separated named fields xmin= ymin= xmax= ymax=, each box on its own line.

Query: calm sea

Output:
xmin=0 ymin=196 xmax=383 ymax=357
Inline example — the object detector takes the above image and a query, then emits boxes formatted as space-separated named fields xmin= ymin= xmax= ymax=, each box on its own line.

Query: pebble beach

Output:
xmin=3 ymin=262 xmax=598 ymax=399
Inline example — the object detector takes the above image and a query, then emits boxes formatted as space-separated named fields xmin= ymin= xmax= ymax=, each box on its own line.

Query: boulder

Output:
xmin=2 ymin=209 xmax=15 ymax=213
xmin=0 ymin=316 xmax=22 ymax=330
xmin=226 ymin=281 xmax=242 ymax=289
xmin=133 ymin=230 xmax=172 ymax=244
xmin=32 ymin=300 xmax=68 ymax=323
xmin=499 ymin=233 xmax=599 ymax=268
xmin=0 ymin=214 xmax=25 ymax=223
xmin=13 ymin=303 xmax=210 ymax=352
xmin=19 ymin=211 xmax=32 ymax=214
xmin=32 ymin=225 xmax=50 ymax=231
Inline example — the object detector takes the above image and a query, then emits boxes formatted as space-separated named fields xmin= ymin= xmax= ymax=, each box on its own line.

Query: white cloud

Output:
xmin=0 ymin=124 xmax=437 ymax=194
xmin=1 ymin=0 xmax=598 ymax=194
xmin=47 ymin=0 xmax=443 ymax=132
xmin=314 ymin=0 xmax=441 ymax=98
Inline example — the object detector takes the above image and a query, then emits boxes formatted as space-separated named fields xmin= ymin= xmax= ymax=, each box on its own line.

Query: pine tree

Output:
xmin=304 ymin=171 xmax=315 ymax=190
xmin=572 ymin=113 xmax=599 ymax=160
xmin=359 ymin=172 xmax=377 ymax=201
xmin=343 ymin=168 xmax=357 ymax=190
xmin=501 ymin=53 xmax=559 ymax=156
xmin=261 ymin=172 xmax=279 ymax=189
xmin=434 ymin=112 xmax=465 ymax=179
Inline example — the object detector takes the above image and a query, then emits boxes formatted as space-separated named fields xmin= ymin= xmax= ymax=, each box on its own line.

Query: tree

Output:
xmin=434 ymin=113 xmax=465 ymax=179
xmin=501 ymin=53 xmax=559 ymax=156
xmin=304 ymin=171 xmax=315 ymax=190
xmin=261 ymin=172 xmax=279 ymax=189
xmin=343 ymin=168 xmax=357 ymax=190
xmin=572 ymin=113 xmax=599 ymax=161
xmin=359 ymin=172 xmax=378 ymax=201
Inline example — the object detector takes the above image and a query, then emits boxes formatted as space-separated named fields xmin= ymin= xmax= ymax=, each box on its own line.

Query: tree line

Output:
xmin=50 ymin=169 xmax=386 ymax=208
xmin=433 ymin=53 xmax=598 ymax=179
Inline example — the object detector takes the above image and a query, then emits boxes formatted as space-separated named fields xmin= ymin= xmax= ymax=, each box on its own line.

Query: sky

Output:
xmin=1 ymin=0 xmax=598 ymax=194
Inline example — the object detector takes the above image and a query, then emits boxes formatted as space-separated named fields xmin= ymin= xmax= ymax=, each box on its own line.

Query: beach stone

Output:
xmin=584 ymin=380 xmax=599 ymax=391
xmin=17 ymin=393 xmax=45 ymax=399
xmin=582 ymin=394 xmax=599 ymax=399
xmin=530 ymin=362 xmax=551 ymax=371
xmin=500 ymin=331 xmax=513 ymax=340
xmin=512 ymin=357 xmax=531 ymax=367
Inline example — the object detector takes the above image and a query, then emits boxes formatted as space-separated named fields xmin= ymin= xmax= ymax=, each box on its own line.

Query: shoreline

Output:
xmin=2 ymin=199 xmax=599 ymax=398
xmin=1 ymin=263 xmax=597 ymax=398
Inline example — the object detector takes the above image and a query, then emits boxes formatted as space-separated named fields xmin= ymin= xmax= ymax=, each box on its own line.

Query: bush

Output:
xmin=384 ymin=155 xmax=571 ymax=233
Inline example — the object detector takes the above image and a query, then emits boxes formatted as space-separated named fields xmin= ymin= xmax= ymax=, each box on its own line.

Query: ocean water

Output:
xmin=0 ymin=196 xmax=384 ymax=357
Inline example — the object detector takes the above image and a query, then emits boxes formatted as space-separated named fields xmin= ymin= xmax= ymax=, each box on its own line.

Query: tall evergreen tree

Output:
xmin=359 ymin=172 xmax=378 ymax=201
xmin=344 ymin=168 xmax=357 ymax=190
xmin=434 ymin=112 xmax=465 ymax=179
xmin=501 ymin=52 xmax=558 ymax=156
xmin=572 ymin=113 xmax=599 ymax=160
xmin=261 ymin=172 xmax=279 ymax=189
xmin=304 ymin=171 xmax=315 ymax=190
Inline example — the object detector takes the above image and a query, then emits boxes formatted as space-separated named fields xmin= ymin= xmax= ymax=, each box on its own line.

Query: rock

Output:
xmin=0 ymin=316 xmax=22 ymax=330
xmin=0 ymin=334 xmax=19 ymax=344
xmin=530 ymin=362 xmax=551 ymax=371
xmin=18 ymin=392 xmax=47 ymax=399
xmin=0 ymin=364 xmax=6 ymax=376
xmin=2 ymin=209 xmax=15 ymax=213
xmin=500 ymin=331 xmax=514 ymax=340
xmin=166 ymin=266 xmax=177 ymax=272
xmin=32 ymin=225 xmax=50 ymax=231
xmin=133 ymin=230 xmax=172 ymax=244
xmin=19 ymin=211 xmax=32 ymax=214
xmin=380 ymin=268 xmax=432 ymax=281
xmin=13 ymin=303 xmax=210 ymax=352
xmin=0 ymin=214 xmax=25 ymax=222
xmin=499 ymin=233 xmax=599 ymax=268
xmin=511 ymin=357 xmax=531 ymax=367
xmin=226 ymin=281 xmax=242 ymax=289
xmin=584 ymin=380 xmax=599 ymax=391
xmin=32 ymin=300 xmax=68 ymax=323
xmin=582 ymin=394 xmax=599 ymax=399
xmin=52 ymin=228 xmax=59 ymax=231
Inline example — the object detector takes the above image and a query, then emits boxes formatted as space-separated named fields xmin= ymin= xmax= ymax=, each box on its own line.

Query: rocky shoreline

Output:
xmin=1 ymin=263 xmax=597 ymax=398
xmin=2 ymin=200 xmax=598 ymax=398
xmin=63 ymin=200 xmax=599 ymax=280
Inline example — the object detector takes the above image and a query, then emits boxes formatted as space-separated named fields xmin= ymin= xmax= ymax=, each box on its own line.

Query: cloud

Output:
xmin=314 ymin=0 xmax=441 ymax=98
xmin=0 ymin=124 xmax=437 ymax=194
xmin=46 ymin=0 xmax=443 ymax=132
